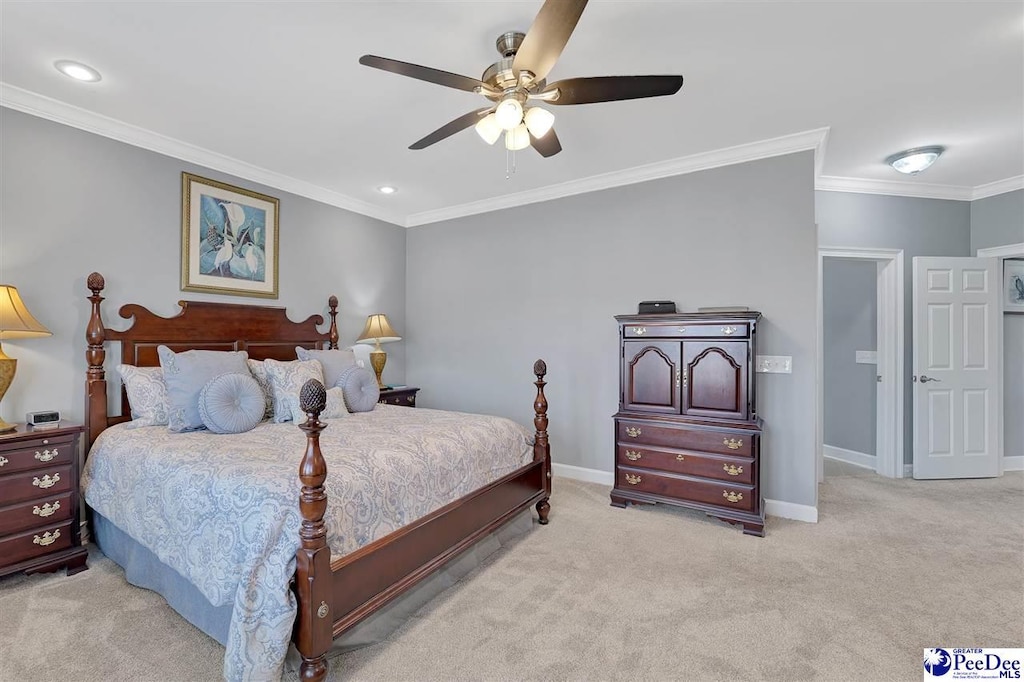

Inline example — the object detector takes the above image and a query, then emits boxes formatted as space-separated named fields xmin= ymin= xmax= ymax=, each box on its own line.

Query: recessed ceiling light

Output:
xmin=377 ymin=186 xmax=397 ymax=195
xmin=54 ymin=60 xmax=102 ymax=83
xmin=885 ymin=146 xmax=944 ymax=175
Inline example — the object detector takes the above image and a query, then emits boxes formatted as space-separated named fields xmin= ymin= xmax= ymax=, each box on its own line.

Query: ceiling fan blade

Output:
xmin=530 ymin=128 xmax=562 ymax=158
xmin=512 ymin=0 xmax=588 ymax=82
xmin=359 ymin=55 xmax=484 ymax=93
xmin=543 ymin=75 xmax=684 ymax=105
xmin=409 ymin=108 xmax=493 ymax=150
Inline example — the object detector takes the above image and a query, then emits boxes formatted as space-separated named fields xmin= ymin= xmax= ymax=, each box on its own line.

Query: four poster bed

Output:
xmin=81 ymin=272 xmax=552 ymax=681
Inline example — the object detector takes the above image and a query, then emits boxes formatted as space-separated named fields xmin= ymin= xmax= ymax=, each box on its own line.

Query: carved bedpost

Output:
xmin=85 ymin=273 xmax=109 ymax=453
xmin=327 ymin=296 xmax=339 ymax=350
xmin=533 ymin=359 xmax=551 ymax=525
xmin=294 ymin=379 xmax=332 ymax=682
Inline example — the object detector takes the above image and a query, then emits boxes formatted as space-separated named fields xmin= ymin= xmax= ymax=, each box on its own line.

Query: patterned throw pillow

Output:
xmin=117 ymin=364 xmax=169 ymax=428
xmin=246 ymin=359 xmax=275 ymax=421
xmin=198 ymin=373 xmax=265 ymax=434
xmin=264 ymin=358 xmax=348 ymax=423
xmin=157 ymin=346 xmax=250 ymax=432
xmin=295 ymin=347 xmax=357 ymax=388
xmin=336 ymin=365 xmax=380 ymax=413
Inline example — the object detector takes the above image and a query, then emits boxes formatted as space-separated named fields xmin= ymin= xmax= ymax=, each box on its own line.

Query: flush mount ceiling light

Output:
xmin=53 ymin=60 xmax=102 ymax=83
xmin=885 ymin=146 xmax=945 ymax=175
xmin=377 ymin=186 xmax=397 ymax=195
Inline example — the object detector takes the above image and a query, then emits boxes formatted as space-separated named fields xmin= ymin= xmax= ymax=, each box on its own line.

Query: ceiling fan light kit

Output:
xmin=358 ymin=0 xmax=684 ymax=163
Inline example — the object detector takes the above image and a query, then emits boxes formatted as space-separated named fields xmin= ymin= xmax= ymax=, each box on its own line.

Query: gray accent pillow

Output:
xmin=157 ymin=346 xmax=249 ymax=432
xmin=336 ymin=365 xmax=380 ymax=413
xmin=295 ymin=347 xmax=357 ymax=388
xmin=198 ymin=373 xmax=265 ymax=434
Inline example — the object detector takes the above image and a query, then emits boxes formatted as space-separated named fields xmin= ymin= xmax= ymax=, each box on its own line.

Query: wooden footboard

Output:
xmin=293 ymin=362 xmax=552 ymax=681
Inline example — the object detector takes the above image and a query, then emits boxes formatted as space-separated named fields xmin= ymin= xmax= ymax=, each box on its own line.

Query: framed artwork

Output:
xmin=1005 ymin=259 xmax=1024 ymax=313
xmin=181 ymin=172 xmax=279 ymax=298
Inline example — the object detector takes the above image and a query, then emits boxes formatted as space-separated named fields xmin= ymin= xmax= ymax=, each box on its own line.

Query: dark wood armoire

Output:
xmin=611 ymin=311 xmax=765 ymax=536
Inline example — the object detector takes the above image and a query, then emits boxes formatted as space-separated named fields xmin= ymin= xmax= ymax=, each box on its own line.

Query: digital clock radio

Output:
xmin=26 ymin=410 xmax=61 ymax=428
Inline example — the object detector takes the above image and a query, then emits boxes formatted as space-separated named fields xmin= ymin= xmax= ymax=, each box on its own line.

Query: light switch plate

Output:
xmin=855 ymin=350 xmax=878 ymax=364
xmin=756 ymin=355 xmax=792 ymax=373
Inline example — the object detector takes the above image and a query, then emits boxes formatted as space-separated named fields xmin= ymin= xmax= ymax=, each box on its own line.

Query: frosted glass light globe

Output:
xmin=495 ymin=98 xmax=524 ymax=131
xmin=524 ymin=107 xmax=555 ymax=139
xmin=475 ymin=113 xmax=502 ymax=145
xmin=505 ymin=124 xmax=531 ymax=151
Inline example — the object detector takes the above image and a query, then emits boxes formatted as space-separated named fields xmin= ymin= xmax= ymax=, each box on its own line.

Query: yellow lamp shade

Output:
xmin=0 ymin=285 xmax=51 ymax=339
xmin=356 ymin=314 xmax=401 ymax=345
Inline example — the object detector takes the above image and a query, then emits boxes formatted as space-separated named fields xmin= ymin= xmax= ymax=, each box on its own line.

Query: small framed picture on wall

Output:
xmin=1005 ymin=259 xmax=1024 ymax=313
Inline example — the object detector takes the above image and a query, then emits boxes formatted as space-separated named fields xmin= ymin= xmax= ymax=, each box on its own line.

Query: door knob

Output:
xmin=919 ymin=375 xmax=941 ymax=383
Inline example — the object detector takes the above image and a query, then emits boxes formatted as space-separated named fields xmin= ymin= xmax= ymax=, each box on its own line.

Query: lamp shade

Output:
xmin=0 ymin=285 xmax=51 ymax=339
xmin=356 ymin=314 xmax=401 ymax=344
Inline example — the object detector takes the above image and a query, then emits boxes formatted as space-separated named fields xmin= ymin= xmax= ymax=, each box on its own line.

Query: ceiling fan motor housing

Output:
xmin=483 ymin=32 xmax=542 ymax=96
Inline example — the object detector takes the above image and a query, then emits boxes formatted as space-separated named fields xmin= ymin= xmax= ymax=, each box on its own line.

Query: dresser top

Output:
xmin=0 ymin=422 xmax=84 ymax=442
xmin=615 ymin=311 xmax=762 ymax=323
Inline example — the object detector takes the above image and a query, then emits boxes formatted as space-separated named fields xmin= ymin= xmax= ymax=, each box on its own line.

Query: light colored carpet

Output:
xmin=2 ymin=472 xmax=1022 ymax=682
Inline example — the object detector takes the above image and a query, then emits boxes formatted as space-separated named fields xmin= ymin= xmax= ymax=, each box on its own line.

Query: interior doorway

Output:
xmin=816 ymin=247 xmax=904 ymax=490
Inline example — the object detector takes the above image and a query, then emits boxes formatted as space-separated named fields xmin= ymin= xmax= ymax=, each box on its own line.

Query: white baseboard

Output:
xmin=551 ymin=462 xmax=817 ymax=523
xmin=1004 ymin=456 xmax=1024 ymax=472
xmin=823 ymin=444 xmax=876 ymax=470
xmin=552 ymin=462 xmax=614 ymax=486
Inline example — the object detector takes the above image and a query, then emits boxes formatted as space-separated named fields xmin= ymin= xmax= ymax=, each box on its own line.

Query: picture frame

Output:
xmin=181 ymin=172 xmax=280 ymax=299
xmin=1005 ymin=259 xmax=1024 ymax=313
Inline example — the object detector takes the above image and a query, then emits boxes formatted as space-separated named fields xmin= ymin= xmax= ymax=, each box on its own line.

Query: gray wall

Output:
xmin=822 ymin=259 xmax=877 ymax=455
xmin=407 ymin=152 xmax=819 ymax=508
xmin=970 ymin=190 xmax=1024 ymax=253
xmin=969 ymin=190 xmax=1024 ymax=461
xmin=815 ymin=191 xmax=972 ymax=463
xmin=0 ymin=108 xmax=407 ymax=424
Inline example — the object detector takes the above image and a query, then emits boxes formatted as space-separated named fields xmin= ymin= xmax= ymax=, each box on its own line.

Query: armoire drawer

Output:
xmin=617 ymin=421 xmax=754 ymax=457
xmin=616 ymin=445 xmax=753 ymax=485
xmin=622 ymin=323 xmax=750 ymax=339
xmin=617 ymin=466 xmax=755 ymax=513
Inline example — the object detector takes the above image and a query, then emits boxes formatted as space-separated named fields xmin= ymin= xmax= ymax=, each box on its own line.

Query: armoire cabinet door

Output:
xmin=622 ymin=341 xmax=681 ymax=414
xmin=681 ymin=341 xmax=749 ymax=420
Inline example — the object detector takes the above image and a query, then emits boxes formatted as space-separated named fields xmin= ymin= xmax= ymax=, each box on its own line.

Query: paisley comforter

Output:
xmin=82 ymin=405 xmax=534 ymax=681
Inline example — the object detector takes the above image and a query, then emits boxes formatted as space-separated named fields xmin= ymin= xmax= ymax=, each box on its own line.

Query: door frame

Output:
xmin=976 ymin=242 xmax=1023 ymax=475
xmin=816 ymin=247 xmax=905 ymax=486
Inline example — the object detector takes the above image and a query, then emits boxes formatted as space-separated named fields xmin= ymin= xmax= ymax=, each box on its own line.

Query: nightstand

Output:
xmin=378 ymin=387 xmax=420 ymax=408
xmin=0 ymin=423 xmax=88 ymax=578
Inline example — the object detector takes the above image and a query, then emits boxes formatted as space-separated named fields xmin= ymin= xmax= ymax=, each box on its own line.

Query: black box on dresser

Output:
xmin=0 ymin=423 xmax=89 ymax=577
xmin=610 ymin=312 xmax=765 ymax=537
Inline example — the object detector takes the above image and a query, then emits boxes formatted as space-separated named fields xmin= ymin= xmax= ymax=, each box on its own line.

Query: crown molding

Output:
xmin=406 ymin=127 xmax=830 ymax=227
xmin=0 ymin=83 xmax=407 ymax=227
xmin=815 ymin=175 xmax=974 ymax=201
xmin=971 ymin=175 xmax=1024 ymax=201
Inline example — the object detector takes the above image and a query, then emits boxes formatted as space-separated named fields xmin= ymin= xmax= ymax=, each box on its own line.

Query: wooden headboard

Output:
xmin=84 ymin=272 xmax=338 ymax=451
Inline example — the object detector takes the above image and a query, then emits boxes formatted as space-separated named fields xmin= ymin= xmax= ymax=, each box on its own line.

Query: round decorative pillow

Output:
xmin=198 ymin=373 xmax=266 ymax=434
xmin=336 ymin=366 xmax=380 ymax=413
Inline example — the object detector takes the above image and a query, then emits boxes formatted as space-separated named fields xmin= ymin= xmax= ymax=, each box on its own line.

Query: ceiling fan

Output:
xmin=358 ymin=0 xmax=683 ymax=158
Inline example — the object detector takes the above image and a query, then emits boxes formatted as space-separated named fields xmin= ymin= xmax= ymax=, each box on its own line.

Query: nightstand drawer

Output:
xmin=379 ymin=394 xmax=416 ymax=407
xmin=0 ymin=520 xmax=74 ymax=567
xmin=0 ymin=440 xmax=74 ymax=475
xmin=617 ymin=421 xmax=753 ymax=457
xmin=616 ymin=445 xmax=753 ymax=484
xmin=0 ymin=492 xmax=75 ymax=536
xmin=617 ymin=466 xmax=755 ymax=512
xmin=0 ymin=465 xmax=73 ymax=505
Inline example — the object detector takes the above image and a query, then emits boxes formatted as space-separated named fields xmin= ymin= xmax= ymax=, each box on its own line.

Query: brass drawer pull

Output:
xmin=678 ymin=327 xmax=687 ymax=333
xmin=675 ymin=454 xmax=685 ymax=461
xmin=625 ymin=426 xmax=642 ymax=438
xmin=33 ymin=530 xmax=61 ymax=546
xmin=722 ymin=326 xmax=737 ymax=335
xmin=33 ymin=501 xmax=61 ymax=517
xmin=0 ymin=456 xmax=7 ymax=467
xmin=32 ymin=473 xmax=60 ymax=489
xmin=632 ymin=326 xmax=646 ymax=335
xmin=723 ymin=464 xmax=743 ymax=476
xmin=624 ymin=473 xmax=642 ymax=485
xmin=723 ymin=438 xmax=743 ymax=450
xmin=35 ymin=449 xmax=58 ymax=462
xmin=407 ymin=396 xmax=414 ymax=403
xmin=624 ymin=450 xmax=642 ymax=461
xmin=722 ymin=490 xmax=743 ymax=503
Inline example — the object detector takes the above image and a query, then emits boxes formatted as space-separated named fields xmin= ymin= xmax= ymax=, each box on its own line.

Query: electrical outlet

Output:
xmin=756 ymin=355 xmax=792 ymax=374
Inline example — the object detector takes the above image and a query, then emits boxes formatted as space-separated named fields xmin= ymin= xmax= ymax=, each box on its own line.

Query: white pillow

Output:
xmin=264 ymin=359 xmax=348 ymax=423
xmin=117 ymin=365 xmax=169 ymax=429
xmin=246 ymin=359 xmax=275 ymax=421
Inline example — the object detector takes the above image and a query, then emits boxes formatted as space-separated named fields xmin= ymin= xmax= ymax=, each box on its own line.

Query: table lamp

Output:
xmin=0 ymin=285 xmax=52 ymax=432
xmin=356 ymin=313 xmax=401 ymax=389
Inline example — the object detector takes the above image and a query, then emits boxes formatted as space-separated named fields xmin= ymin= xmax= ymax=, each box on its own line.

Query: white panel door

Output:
xmin=913 ymin=257 xmax=1001 ymax=479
